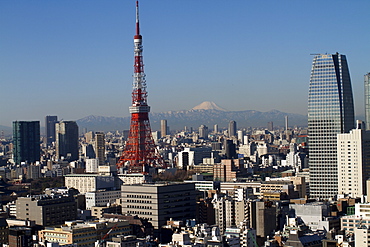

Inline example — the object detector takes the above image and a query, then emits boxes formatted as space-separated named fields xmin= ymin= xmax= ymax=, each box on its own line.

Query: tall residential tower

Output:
xmin=308 ymin=53 xmax=354 ymax=199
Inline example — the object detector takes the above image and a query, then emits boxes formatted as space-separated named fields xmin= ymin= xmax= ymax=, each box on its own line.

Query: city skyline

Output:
xmin=2 ymin=1 xmax=370 ymax=127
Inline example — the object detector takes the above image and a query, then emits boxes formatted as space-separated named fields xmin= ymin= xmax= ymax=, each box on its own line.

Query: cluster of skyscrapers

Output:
xmin=13 ymin=117 xmax=79 ymax=165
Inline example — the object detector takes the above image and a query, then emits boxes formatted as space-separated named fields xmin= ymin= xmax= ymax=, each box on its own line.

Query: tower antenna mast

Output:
xmin=117 ymin=0 xmax=159 ymax=173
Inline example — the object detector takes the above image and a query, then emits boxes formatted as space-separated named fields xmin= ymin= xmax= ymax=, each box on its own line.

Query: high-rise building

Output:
xmin=55 ymin=121 xmax=79 ymax=161
xmin=285 ymin=116 xmax=289 ymax=131
xmin=160 ymin=119 xmax=168 ymax=138
xmin=308 ymin=53 xmax=354 ymax=199
xmin=337 ymin=120 xmax=370 ymax=198
xmin=199 ymin=125 xmax=208 ymax=139
xmin=237 ymin=130 xmax=244 ymax=144
xmin=45 ymin=115 xmax=58 ymax=146
xmin=13 ymin=121 xmax=40 ymax=165
xmin=267 ymin=121 xmax=273 ymax=132
xmin=95 ymin=132 xmax=105 ymax=165
xmin=228 ymin=120 xmax=236 ymax=138
xmin=365 ymin=73 xmax=370 ymax=130
xmin=224 ymin=140 xmax=237 ymax=159
xmin=214 ymin=124 xmax=218 ymax=134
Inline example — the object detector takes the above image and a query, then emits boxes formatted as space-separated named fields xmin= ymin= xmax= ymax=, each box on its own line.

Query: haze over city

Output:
xmin=1 ymin=0 xmax=370 ymax=127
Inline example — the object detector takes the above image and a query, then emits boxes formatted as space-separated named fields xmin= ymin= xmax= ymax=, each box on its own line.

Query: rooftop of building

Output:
xmin=64 ymin=174 xmax=111 ymax=177
xmin=20 ymin=194 xmax=72 ymax=201
xmin=121 ymin=182 xmax=189 ymax=187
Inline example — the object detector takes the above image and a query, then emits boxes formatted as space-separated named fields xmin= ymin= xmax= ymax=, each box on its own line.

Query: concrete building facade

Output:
xmin=85 ymin=189 xmax=121 ymax=210
xmin=65 ymin=174 xmax=115 ymax=194
xmin=95 ymin=132 xmax=105 ymax=165
xmin=161 ymin=119 xmax=168 ymax=138
xmin=337 ymin=121 xmax=370 ymax=198
xmin=120 ymin=183 xmax=196 ymax=229
xmin=16 ymin=195 xmax=77 ymax=226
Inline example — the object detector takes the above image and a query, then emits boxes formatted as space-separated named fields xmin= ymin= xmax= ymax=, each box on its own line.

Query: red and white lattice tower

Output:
xmin=117 ymin=1 xmax=159 ymax=173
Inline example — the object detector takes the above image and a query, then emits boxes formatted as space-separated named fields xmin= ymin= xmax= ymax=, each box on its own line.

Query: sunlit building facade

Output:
xmin=365 ymin=73 xmax=370 ymax=130
xmin=308 ymin=53 xmax=354 ymax=199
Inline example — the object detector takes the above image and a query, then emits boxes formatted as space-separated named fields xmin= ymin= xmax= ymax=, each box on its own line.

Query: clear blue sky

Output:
xmin=1 ymin=0 xmax=370 ymax=127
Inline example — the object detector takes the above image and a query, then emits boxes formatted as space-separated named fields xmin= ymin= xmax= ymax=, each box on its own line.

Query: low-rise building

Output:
xmin=117 ymin=173 xmax=152 ymax=185
xmin=64 ymin=174 xmax=115 ymax=194
xmin=39 ymin=224 xmax=96 ymax=246
xmin=289 ymin=202 xmax=339 ymax=231
xmin=38 ymin=220 xmax=131 ymax=246
xmin=85 ymin=189 xmax=121 ymax=210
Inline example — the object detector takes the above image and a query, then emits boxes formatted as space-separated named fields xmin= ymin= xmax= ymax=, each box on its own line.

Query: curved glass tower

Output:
xmin=308 ymin=53 xmax=354 ymax=199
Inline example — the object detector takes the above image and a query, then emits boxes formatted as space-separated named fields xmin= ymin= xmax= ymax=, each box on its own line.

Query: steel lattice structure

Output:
xmin=117 ymin=1 xmax=158 ymax=173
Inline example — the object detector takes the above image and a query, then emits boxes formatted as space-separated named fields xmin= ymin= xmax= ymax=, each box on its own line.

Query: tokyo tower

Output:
xmin=117 ymin=1 xmax=159 ymax=173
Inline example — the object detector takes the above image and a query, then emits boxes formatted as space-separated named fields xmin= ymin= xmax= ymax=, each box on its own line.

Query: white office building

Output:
xmin=85 ymin=189 xmax=121 ymax=210
xmin=85 ymin=158 xmax=99 ymax=173
xmin=65 ymin=174 xmax=115 ymax=194
xmin=337 ymin=121 xmax=370 ymax=198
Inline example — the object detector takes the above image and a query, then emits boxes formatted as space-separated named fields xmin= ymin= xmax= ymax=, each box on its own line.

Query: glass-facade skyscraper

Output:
xmin=55 ymin=121 xmax=79 ymax=161
xmin=45 ymin=115 xmax=58 ymax=146
xmin=308 ymin=53 xmax=354 ymax=199
xmin=13 ymin=121 xmax=40 ymax=165
xmin=228 ymin=120 xmax=237 ymax=138
xmin=365 ymin=73 xmax=370 ymax=130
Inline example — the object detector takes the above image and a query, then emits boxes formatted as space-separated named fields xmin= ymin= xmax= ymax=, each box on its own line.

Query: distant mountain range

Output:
xmin=76 ymin=101 xmax=308 ymax=132
xmin=1 ymin=102 xmax=365 ymax=136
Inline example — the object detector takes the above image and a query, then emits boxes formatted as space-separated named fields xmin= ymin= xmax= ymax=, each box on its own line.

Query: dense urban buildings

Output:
xmin=308 ymin=53 xmax=355 ymax=199
xmin=12 ymin=121 xmax=40 ymax=165
xmin=1 ymin=1 xmax=370 ymax=246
